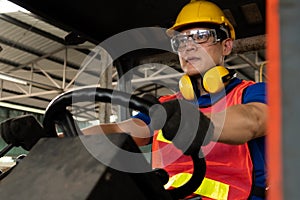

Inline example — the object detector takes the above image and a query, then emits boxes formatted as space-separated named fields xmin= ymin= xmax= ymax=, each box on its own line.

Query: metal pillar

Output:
xmin=99 ymin=55 xmax=112 ymax=123
xmin=280 ymin=0 xmax=300 ymax=199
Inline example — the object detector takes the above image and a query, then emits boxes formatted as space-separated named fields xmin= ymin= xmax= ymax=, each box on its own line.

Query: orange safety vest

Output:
xmin=152 ymin=80 xmax=256 ymax=200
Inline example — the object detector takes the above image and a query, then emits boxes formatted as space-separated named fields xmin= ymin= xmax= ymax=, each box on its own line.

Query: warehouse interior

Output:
xmin=0 ymin=0 xmax=266 ymax=187
xmin=2 ymin=0 xmax=296 ymax=199
xmin=0 ymin=0 xmax=266 ymax=154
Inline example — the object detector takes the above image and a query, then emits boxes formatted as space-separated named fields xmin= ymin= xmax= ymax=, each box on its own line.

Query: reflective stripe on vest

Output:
xmin=156 ymin=130 xmax=171 ymax=143
xmin=165 ymin=173 xmax=229 ymax=200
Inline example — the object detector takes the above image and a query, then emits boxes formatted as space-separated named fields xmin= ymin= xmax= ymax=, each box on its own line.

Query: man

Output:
xmin=154 ymin=1 xmax=267 ymax=199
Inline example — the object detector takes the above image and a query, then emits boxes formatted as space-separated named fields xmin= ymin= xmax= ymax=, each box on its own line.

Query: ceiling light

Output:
xmin=0 ymin=73 xmax=27 ymax=85
xmin=0 ymin=0 xmax=30 ymax=13
xmin=0 ymin=102 xmax=45 ymax=114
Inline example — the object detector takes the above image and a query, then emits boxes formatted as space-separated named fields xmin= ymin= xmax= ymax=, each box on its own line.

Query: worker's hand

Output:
xmin=0 ymin=115 xmax=47 ymax=151
xmin=150 ymin=99 xmax=214 ymax=155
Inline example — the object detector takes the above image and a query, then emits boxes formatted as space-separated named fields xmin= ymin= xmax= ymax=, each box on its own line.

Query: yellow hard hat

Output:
xmin=167 ymin=0 xmax=235 ymax=40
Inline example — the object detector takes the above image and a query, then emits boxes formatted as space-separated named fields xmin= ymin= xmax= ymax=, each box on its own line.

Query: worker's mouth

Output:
xmin=185 ymin=57 xmax=201 ymax=64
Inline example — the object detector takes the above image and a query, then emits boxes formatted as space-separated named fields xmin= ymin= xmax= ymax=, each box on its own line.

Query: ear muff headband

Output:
xmin=179 ymin=66 xmax=234 ymax=100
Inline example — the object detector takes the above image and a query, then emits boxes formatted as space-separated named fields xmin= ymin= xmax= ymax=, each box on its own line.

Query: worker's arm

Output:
xmin=82 ymin=118 xmax=151 ymax=146
xmin=208 ymin=102 xmax=267 ymax=144
xmin=150 ymin=99 xmax=267 ymax=155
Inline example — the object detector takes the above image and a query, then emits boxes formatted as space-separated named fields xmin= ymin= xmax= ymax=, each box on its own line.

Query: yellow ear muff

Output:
xmin=202 ymin=66 xmax=231 ymax=93
xmin=179 ymin=66 xmax=233 ymax=100
xmin=179 ymin=74 xmax=195 ymax=100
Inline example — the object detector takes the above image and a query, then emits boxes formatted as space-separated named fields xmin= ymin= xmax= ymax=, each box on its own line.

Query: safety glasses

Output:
xmin=170 ymin=29 xmax=219 ymax=52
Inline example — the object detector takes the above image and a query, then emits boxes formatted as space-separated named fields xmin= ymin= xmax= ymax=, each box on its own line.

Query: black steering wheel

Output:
xmin=42 ymin=87 xmax=206 ymax=200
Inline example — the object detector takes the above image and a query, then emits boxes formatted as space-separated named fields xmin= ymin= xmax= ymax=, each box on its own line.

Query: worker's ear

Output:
xmin=222 ymin=38 xmax=233 ymax=56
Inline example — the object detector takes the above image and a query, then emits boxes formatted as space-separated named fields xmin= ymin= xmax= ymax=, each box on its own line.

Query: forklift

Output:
xmin=0 ymin=87 xmax=206 ymax=199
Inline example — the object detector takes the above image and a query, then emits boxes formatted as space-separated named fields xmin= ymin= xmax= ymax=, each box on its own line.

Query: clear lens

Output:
xmin=170 ymin=29 xmax=218 ymax=52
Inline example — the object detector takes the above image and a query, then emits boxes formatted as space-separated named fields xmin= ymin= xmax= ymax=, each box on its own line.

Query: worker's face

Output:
xmin=173 ymin=28 xmax=232 ymax=76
